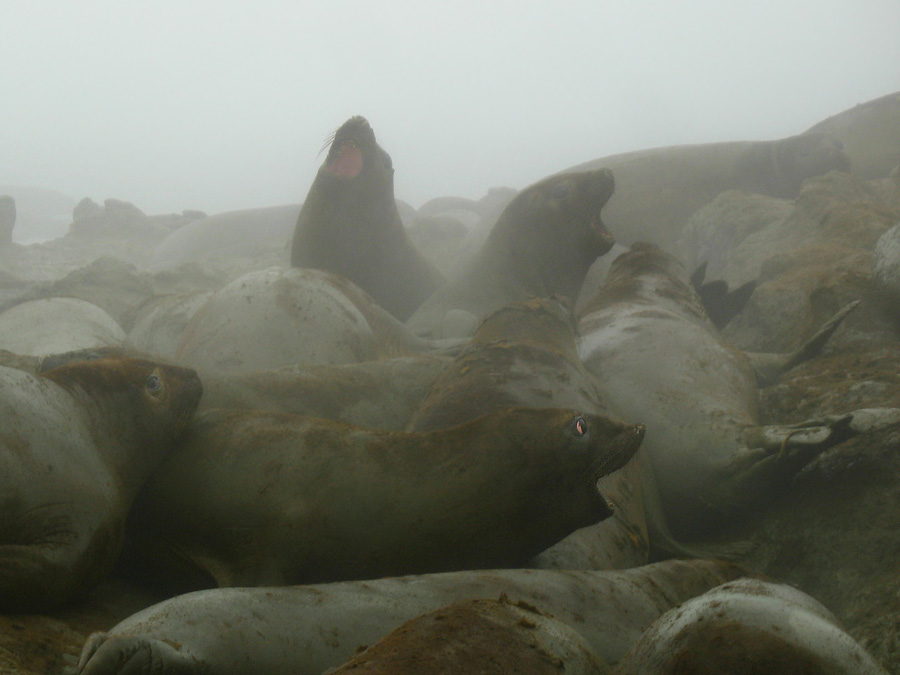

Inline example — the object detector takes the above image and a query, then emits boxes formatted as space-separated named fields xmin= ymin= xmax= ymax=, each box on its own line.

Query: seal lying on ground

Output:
xmin=126 ymin=406 xmax=644 ymax=589
xmin=291 ymin=116 xmax=444 ymax=321
xmin=614 ymin=578 xmax=889 ymax=674
xmin=577 ymin=243 xmax=883 ymax=539
xmin=77 ymin=558 xmax=743 ymax=675
xmin=0 ymin=297 xmax=127 ymax=355
xmin=0 ymin=358 xmax=202 ymax=611
xmin=407 ymin=297 xmax=650 ymax=570
xmin=406 ymin=168 xmax=617 ymax=338
xmin=564 ymin=131 xmax=850 ymax=253
xmin=328 ymin=597 xmax=609 ymax=675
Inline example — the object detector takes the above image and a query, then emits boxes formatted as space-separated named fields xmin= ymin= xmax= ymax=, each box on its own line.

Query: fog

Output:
xmin=1 ymin=1 xmax=899 ymax=217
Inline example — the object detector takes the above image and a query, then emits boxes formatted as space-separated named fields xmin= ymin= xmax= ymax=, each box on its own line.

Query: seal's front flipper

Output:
xmin=739 ymin=406 xmax=900 ymax=494
xmin=746 ymin=300 xmax=860 ymax=385
xmin=77 ymin=633 xmax=199 ymax=674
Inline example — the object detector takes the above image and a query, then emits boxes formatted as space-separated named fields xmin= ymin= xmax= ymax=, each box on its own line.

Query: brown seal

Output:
xmin=406 ymin=168 xmax=616 ymax=338
xmin=406 ymin=297 xmax=649 ymax=570
xmin=126 ymin=406 xmax=644 ymax=589
xmin=291 ymin=116 xmax=445 ymax=321
xmin=328 ymin=597 xmax=608 ymax=675
xmin=0 ymin=358 xmax=202 ymax=611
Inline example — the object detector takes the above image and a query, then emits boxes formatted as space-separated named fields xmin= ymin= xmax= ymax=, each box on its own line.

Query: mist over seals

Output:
xmin=127 ymin=406 xmax=643 ymax=589
xmin=0 ymin=358 xmax=202 ymax=611
xmin=406 ymin=168 xmax=616 ymax=338
xmin=291 ymin=116 xmax=444 ymax=321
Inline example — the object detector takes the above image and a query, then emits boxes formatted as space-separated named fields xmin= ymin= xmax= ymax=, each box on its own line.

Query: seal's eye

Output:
xmin=550 ymin=183 xmax=569 ymax=199
xmin=574 ymin=416 xmax=587 ymax=436
xmin=146 ymin=374 xmax=162 ymax=393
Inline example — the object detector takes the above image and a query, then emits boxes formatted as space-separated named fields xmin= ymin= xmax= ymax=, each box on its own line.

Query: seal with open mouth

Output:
xmin=290 ymin=116 xmax=445 ymax=321
xmin=406 ymin=168 xmax=616 ymax=338
xmin=125 ymin=406 xmax=644 ymax=590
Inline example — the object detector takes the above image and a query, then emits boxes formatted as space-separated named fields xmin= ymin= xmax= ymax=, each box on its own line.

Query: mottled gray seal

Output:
xmin=0 ymin=358 xmax=202 ymax=611
xmin=406 ymin=168 xmax=616 ymax=338
xmin=614 ymin=578 xmax=888 ymax=674
xmin=565 ymin=131 xmax=850 ymax=253
xmin=77 ymin=559 xmax=743 ymax=675
xmin=126 ymin=406 xmax=643 ymax=589
xmin=291 ymin=116 xmax=444 ymax=320
xmin=578 ymin=243 xmax=869 ymax=538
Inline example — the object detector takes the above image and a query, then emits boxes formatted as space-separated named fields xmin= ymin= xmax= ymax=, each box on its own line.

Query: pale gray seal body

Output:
xmin=578 ymin=243 xmax=867 ymax=538
xmin=127 ymin=406 xmax=644 ymax=589
xmin=0 ymin=297 xmax=127 ymax=355
xmin=0 ymin=358 xmax=202 ymax=611
xmin=291 ymin=116 xmax=444 ymax=320
xmin=566 ymin=132 xmax=850 ymax=253
xmin=77 ymin=559 xmax=743 ymax=675
xmin=615 ymin=578 xmax=888 ymax=674
xmin=406 ymin=168 xmax=616 ymax=338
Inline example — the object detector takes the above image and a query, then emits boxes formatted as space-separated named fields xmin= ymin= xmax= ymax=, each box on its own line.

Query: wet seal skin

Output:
xmin=406 ymin=168 xmax=617 ymax=338
xmin=291 ymin=116 xmax=445 ymax=321
xmin=0 ymin=358 xmax=202 ymax=611
xmin=77 ymin=558 xmax=744 ymax=675
xmin=407 ymin=296 xmax=651 ymax=571
xmin=125 ymin=406 xmax=643 ymax=590
xmin=578 ymin=242 xmax=871 ymax=540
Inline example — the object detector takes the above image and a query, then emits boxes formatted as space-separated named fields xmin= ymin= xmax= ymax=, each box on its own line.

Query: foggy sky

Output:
xmin=1 ymin=1 xmax=899 ymax=216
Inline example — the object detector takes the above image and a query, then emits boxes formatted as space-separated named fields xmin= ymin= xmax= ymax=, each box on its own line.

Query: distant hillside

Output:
xmin=0 ymin=185 xmax=76 ymax=243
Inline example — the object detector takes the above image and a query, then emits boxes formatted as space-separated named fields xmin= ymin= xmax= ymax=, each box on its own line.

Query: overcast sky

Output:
xmin=1 ymin=1 xmax=899 ymax=215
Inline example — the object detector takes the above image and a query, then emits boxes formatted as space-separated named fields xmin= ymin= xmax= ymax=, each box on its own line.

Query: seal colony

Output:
xmin=291 ymin=116 xmax=445 ymax=321
xmin=2 ymin=92 xmax=899 ymax=671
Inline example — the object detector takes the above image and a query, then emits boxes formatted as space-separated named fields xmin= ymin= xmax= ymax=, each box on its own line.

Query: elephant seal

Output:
xmin=0 ymin=358 xmax=202 ymax=611
xmin=407 ymin=297 xmax=650 ymax=571
xmin=807 ymin=90 xmax=900 ymax=180
xmin=175 ymin=266 xmax=377 ymax=372
xmin=578 ymin=243 xmax=869 ymax=539
xmin=614 ymin=578 xmax=889 ymax=674
xmin=328 ymin=597 xmax=608 ymax=675
xmin=201 ymin=355 xmax=450 ymax=430
xmin=126 ymin=406 xmax=643 ymax=589
xmin=291 ymin=116 xmax=444 ymax=321
xmin=565 ymin=131 xmax=850 ymax=253
xmin=77 ymin=559 xmax=743 ymax=675
xmin=406 ymin=168 xmax=616 ymax=338
xmin=0 ymin=297 xmax=127 ymax=355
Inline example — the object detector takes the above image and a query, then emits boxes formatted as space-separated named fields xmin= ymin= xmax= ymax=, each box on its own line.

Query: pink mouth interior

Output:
xmin=326 ymin=142 xmax=364 ymax=178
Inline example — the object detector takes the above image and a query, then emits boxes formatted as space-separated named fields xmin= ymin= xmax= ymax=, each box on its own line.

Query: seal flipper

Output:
xmin=78 ymin=633 xmax=199 ymax=675
xmin=689 ymin=261 xmax=757 ymax=330
xmin=746 ymin=300 xmax=860 ymax=385
xmin=736 ymin=407 xmax=900 ymax=500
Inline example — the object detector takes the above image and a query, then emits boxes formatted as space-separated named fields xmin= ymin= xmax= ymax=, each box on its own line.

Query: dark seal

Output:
xmin=290 ymin=116 xmax=445 ymax=321
xmin=406 ymin=168 xmax=616 ymax=338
